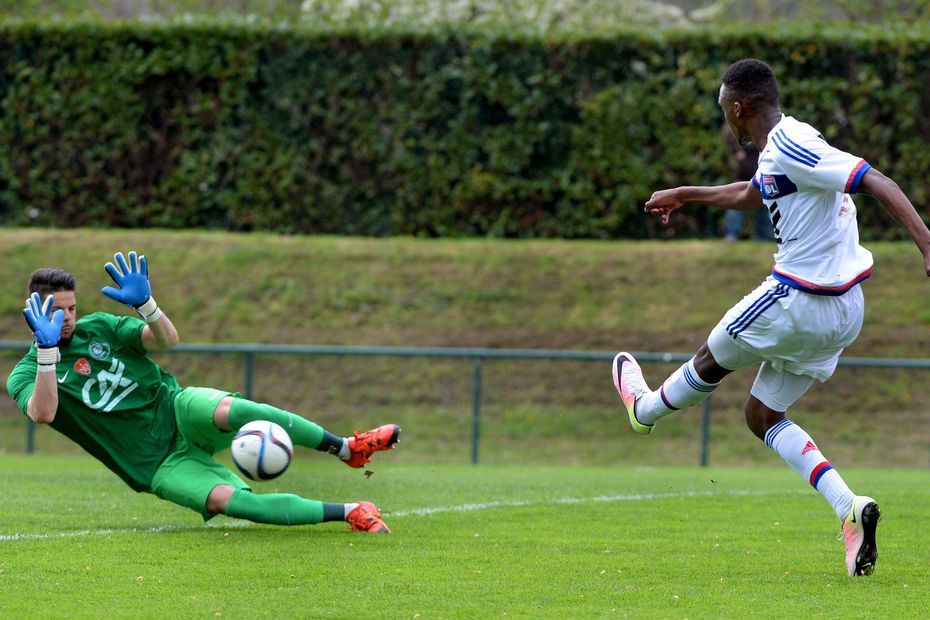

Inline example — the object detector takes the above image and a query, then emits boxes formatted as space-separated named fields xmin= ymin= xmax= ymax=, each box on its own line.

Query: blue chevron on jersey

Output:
xmin=775 ymin=129 xmax=822 ymax=163
xmin=771 ymin=129 xmax=820 ymax=167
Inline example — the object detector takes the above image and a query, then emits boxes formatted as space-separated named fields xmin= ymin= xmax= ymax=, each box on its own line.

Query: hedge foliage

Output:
xmin=1 ymin=20 xmax=929 ymax=239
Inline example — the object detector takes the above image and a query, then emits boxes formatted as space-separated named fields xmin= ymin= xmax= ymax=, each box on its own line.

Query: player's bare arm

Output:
xmin=857 ymin=168 xmax=930 ymax=276
xmin=22 ymin=292 xmax=65 ymax=424
xmin=101 ymin=250 xmax=180 ymax=350
xmin=141 ymin=312 xmax=179 ymax=351
xmin=26 ymin=369 xmax=58 ymax=423
xmin=645 ymin=181 xmax=761 ymax=224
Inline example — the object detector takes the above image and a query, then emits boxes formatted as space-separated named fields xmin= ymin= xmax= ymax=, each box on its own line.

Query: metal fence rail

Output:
xmin=2 ymin=340 xmax=929 ymax=464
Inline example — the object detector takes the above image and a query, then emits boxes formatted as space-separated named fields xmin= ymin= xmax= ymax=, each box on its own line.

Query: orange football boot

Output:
xmin=346 ymin=501 xmax=390 ymax=533
xmin=343 ymin=424 xmax=401 ymax=468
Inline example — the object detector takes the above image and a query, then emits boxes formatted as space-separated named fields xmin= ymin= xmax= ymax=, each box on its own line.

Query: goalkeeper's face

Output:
xmin=51 ymin=290 xmax=78 ymax=347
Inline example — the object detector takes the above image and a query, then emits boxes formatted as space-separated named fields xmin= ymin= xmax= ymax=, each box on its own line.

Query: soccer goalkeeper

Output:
xmin=7 ymin=251 xmax=401 ymax=533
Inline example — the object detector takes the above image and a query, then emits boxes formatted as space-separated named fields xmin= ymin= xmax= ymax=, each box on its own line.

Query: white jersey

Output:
xmin=750 ymin=115 xmax=873 ymax=295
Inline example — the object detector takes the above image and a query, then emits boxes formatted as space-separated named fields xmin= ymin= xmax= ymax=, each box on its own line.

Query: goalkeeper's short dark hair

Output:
xmin=722 ymin=59 xmax=779 ymax=109
xmin=28 ymin=268 xmax=76 ymax=299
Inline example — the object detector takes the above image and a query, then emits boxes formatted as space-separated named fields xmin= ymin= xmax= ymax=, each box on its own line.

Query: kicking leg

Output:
xmin=612 ymin=283 xmax=787 ymax=434
xmin=749 ymin=363 xmax=880 ymax=576
xmin=612 ymin=343 xmax=732 ymax=434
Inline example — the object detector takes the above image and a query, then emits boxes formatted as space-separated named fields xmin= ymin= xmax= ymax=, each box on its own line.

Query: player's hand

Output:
xmin=644 ymin=189 xmax=685 ymax=225
xmin=23 ymin=292 xmax=63 ymax=349
xmin=102 ymin=251 xmax=152 ymax=308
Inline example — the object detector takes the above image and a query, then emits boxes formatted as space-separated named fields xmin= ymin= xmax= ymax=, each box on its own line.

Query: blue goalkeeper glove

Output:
xmin=101 ymin=251 xmax=162 ymax=323
xmin=23 ymin=292 xmax=63 ymax=367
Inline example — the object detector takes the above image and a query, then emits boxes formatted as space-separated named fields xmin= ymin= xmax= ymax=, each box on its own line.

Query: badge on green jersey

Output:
xmin=89 ymin=340 xmax=111 ymax=360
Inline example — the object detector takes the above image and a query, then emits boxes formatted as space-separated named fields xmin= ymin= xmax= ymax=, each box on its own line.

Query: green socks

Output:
xmin=225 ymin=490 xmax=347 ymax=525
xmin=227 ymin=398 xmax=335 ymax=451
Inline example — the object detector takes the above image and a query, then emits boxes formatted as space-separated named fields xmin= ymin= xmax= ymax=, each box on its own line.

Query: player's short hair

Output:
xmin=722 ymin=59 xmax=779 ymax=109
xmin=27 ymin=268 xmax=76 ymax=299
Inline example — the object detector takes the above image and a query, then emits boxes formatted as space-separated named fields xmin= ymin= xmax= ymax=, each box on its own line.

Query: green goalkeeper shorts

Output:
xmin=150 ymin=387 xmax=250 ymax=520
xmin=172 ymin=386 xmax=243 ymax=453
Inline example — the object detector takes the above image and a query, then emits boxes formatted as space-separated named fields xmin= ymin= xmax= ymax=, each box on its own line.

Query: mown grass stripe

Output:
xmin=0 ymin=489 xmax=798 ymax=541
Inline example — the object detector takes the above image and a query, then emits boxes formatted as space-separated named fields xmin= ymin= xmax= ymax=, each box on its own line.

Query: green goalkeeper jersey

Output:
xmin=7 ymin=312 xmax=181 ymax=492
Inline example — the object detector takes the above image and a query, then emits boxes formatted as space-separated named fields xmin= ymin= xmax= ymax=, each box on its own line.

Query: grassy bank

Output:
xmin=1 ymin=229 xmax=928 ymax=467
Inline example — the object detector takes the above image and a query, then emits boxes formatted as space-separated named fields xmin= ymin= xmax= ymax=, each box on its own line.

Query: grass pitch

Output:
xmin=1 ymin=454 xmax=927 ymax=618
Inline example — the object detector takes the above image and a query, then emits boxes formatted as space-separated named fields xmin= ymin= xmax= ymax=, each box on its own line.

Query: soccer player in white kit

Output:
xmin=613 ymin=59 xmax=930 ymax=577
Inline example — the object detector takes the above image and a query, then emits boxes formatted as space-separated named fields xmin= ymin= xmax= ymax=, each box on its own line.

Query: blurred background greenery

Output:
xmin=3 ymin=0 xmax=930 ymax=28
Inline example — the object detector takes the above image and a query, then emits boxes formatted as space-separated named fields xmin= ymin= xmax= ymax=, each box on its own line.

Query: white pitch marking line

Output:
xmin=0 ymin=520 xmax=254 ymax=542
xmin=386 ymin=488 xmax=788 ymax=517
xmin=0 ymin=489 xmax=794 ymax=541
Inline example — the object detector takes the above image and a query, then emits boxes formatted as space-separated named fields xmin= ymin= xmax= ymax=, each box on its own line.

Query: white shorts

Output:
xmin=707 ymin=276 xmax=865 ymax=409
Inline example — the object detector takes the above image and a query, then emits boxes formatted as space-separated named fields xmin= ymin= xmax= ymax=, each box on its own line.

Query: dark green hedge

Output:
xmin=1 ymin=21 xmax=928 ymax=239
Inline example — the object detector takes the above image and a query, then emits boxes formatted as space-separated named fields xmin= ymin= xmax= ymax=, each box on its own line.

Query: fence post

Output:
xmin=243 ymin=351 xmax=254 ymax=400
xmin=471 ymin=357 xmax=482 ymax=465
xmin=26 ymin=418 xmax=35 ymax=454
xmin=700 ymin=395 xmax=712 ymax=467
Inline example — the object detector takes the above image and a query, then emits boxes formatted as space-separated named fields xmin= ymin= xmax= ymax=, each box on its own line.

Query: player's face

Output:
xmin=50 ymin=290 xmax=78 ymax=347
xmin=718 ymin=85 xmax=753 ymax=148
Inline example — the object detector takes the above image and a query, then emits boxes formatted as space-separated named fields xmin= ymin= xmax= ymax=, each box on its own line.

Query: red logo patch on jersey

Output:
xmin=801 ymin=440 xmax=819 ymax=455
xmin=74 ymin=358 xmax=92 ymax=375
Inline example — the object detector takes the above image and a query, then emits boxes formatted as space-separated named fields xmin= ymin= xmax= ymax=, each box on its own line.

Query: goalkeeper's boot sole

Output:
xmin=843 ymin=496 xmax=880 ymax=576
xmin=344 ymin=424 xmax=402 ymax=468
xmin=612 ymin=352 xmax=654 ymax=434
xmin=347 ymin=501 xmax=390 ymax=533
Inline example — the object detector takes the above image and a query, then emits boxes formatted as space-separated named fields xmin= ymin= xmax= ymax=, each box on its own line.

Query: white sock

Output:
xmin=636 ymin=358 xmax=719 ymax=425
xmin=344 ymin=502 xmax=359 ymax=519
xmin=764 ymin=419 xmax=854 ymax=521
xmin=338 ymin=439 xmax=351 ymax=460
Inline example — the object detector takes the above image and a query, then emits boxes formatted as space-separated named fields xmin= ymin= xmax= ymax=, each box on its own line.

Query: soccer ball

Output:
xmin=231 ymin=420 xmax=294 ymax=481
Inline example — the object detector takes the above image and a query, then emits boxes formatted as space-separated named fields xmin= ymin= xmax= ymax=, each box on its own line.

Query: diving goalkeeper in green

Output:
xmin=7 ymin=251 xmax=401 ymax=533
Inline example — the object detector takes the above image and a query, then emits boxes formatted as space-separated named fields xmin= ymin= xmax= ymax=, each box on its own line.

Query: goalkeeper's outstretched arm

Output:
xmin=141 ymin=307 xmax=179 ymax=351
xmin=101 ymin=250 xmax=179 ymax=351
xmin=21 ymin=292 xmax=64 ymax=424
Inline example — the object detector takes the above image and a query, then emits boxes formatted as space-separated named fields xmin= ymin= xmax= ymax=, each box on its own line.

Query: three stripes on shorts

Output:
xmin=727 ymin=283 xmax=790 ymax=338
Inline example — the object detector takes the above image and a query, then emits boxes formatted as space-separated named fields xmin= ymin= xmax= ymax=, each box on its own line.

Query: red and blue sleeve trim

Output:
xmin=809 ymin=461 xmax=833 ymax=488
xmin=771 ymin=264 xmax=872 ymax=296
xmin=845 ymin=160 xmax=871 ymax=194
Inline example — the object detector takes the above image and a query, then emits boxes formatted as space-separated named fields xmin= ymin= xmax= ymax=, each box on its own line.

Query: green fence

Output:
xmin=3 ymin=341 xmax=929 ymax=465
